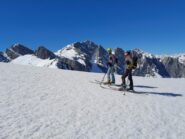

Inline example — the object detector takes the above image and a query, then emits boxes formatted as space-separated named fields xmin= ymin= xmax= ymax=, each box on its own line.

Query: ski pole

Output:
xmin=100 ymin=72 xmax=107 ymax=85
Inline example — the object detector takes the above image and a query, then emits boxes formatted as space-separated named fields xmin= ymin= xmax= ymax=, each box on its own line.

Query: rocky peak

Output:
xmin=72 ymin=41 xmax=99 ymax=55
xmin=5 ymin=44 xmax=34 ymax=59
xmin=35 ymin=46 xmax=56 ymax=59
xmin=11 ymin=44 xmax=34 ymax=54
xmin=0 ymin=52 xmax=9 ymax=62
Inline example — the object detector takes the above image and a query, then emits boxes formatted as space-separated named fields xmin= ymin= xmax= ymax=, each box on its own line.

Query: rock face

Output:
xmin=0 ymin=52 xmax=9 ymax=62
xmin=5 ymin=44 xmax=34 ymax=59
xmin=35 ymin=46 xmax=56 ymax=59
xmin=161 ymin=57 xmax=185 ymax=78
xmin=93 ymin=45 xmax=108 ymax=73
xmin=114 ymin=48 xmax=125 ymax=74
xmin=133 ymin=56 xmax=170 ymax=77
xmin=56 ymin=40 xmax=108 ymax=72
xmin=58 ymin=57 xmax=86 ymax=71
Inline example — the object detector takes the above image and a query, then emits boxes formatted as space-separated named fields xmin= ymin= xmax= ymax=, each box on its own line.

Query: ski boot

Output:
xmin=126 ymin=87 xmax=134 ymax=92
xmin=103 ymin=80 xmax=111 ymax=85
xmin=111 ymin=81 xmax=115 ymax=85
xmin=118 ymin=85 xmax=127 ymax=91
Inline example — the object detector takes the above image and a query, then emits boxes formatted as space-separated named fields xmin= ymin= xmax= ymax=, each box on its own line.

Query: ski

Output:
xmin=90 ymin=80 xmax=147 ymax=95
xmin=94 ymin=80 xmax=122 ymax=87
xmin=108 ymin=86 xmax=148 ymax=95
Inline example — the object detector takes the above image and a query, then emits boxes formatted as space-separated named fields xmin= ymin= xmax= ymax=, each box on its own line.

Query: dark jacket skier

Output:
xmin=121 ymin=51 xmax=134 ymax=90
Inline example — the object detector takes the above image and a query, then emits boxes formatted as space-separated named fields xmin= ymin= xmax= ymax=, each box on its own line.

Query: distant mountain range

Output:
xmin=0 ymin=40 xmax=185 ymax=78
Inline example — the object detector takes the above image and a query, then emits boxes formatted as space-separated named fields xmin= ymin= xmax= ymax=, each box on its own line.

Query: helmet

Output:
xmin=125 ymin=50 xmax=131 ymax=56
xmin=107 ymin=48 xmax=112 ymax=53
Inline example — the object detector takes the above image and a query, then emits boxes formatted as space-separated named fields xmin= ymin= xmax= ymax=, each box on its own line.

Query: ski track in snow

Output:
xmin=0 ymin=63 xmax=185 ymax=139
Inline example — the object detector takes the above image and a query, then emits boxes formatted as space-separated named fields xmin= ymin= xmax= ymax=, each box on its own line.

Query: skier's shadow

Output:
xmin=134 ymin=85 xmax=183 ymax=97
xmin=140 ymin=91 xmax=183 ymax=97
xmin=134 ymin=85 xmax=158 ymax=89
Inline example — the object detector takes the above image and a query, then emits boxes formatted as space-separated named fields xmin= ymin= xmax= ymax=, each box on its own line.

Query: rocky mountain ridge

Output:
xmin=1 ymin=41 xmax=185 ymax=78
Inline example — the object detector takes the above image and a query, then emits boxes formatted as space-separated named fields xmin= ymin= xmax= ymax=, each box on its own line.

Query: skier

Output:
xmin=104 ymin=48 xmax=116 ymax=85
xmin=120 ymin=51 xmax=134 ymax=91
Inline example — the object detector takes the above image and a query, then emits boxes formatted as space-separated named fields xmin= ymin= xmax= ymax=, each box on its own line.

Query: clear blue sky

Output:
xmin=0 ymin=0 xmax=185 ymax=54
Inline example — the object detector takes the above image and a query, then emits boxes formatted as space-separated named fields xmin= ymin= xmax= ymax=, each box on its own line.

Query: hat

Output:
xmin=107 ymin=48 xmax=112 ymax=53
xmin=125 ymin=50 xmax=131 ymax=55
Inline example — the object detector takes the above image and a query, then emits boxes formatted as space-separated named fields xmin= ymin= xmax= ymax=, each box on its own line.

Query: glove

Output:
xmin=126 ymin=60 xmax=131 ymax=65
xmin=107 ymin=62 xmax=112 ymax=67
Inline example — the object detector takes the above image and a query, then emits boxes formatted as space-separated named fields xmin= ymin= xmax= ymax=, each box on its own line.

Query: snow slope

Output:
xmin=0 ymin=63 xmax=185 ymax=139
xmin=55 ymin=45 xmax=86 ymax=66
xmin=11 ymin=55 xmax=58 ymax=68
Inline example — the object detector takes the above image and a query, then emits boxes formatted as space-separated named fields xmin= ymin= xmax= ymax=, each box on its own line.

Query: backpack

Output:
xmin=115 ymin=56 xmax=118 ymax=64
xmin=132 ymin=56 xmax=138 ymax=69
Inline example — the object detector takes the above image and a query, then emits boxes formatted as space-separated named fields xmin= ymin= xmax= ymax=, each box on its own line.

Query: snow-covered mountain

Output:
xmin=156 ymin=53 xmax=185 ymax=65
xmin=6 ymin=45 xmax=63 ymax=69
xmin=1 ymin=41 xmax=185 ymax=78
xmin=132 ymin=49 xmax=169 ymax=78
xmin=55 ymin=40 xmax=108 ymax=72
xmin=132 ymin=49 xmax=185 ymax=78
xmin=0 ymin=62 xmax=185 ymax=139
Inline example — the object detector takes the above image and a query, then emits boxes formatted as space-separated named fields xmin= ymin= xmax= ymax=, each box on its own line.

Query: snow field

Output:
xmin=0 ymin=63 xmax=185 ymax=139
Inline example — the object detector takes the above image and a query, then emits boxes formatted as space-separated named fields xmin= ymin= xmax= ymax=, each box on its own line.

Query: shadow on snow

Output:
xmin=133 ymin=85 xmax=182 ymax=97
xmin=138 ymin=91 xmax=183 ymax=97
xmin=134 ymin=85 xmax=158 ymax=89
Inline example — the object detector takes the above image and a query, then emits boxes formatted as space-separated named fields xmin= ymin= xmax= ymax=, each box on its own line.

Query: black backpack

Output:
xmin=132 ymin=55 xmax=138 ymax=69
xmin=115 ymin=56 xmax=118 ymax=64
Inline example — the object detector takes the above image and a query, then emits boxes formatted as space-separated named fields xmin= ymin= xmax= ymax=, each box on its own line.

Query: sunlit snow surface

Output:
xmin=0 ymin=63 xmax=185 ymax=139
xmin=11 ymin=55 xmax=58 ymax=68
